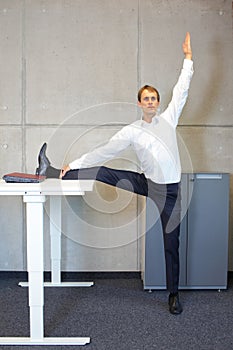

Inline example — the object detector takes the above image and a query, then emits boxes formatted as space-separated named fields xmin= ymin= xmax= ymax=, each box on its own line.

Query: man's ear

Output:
xmin=137 ymin=101 xmax=142 ymax=108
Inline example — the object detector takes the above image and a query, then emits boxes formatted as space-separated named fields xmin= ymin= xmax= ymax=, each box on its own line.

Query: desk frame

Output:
xmin=19 ymin=195 xmax=93 ymax=288
xmin=0 ymin=179 xmax=94 ymax=346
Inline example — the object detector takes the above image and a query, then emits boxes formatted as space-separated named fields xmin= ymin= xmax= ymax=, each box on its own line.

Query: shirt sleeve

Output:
xmin=162 ymin=59 xmax=194 ymax=127
xmin=69 ymin=125 xmax=132 ymax=169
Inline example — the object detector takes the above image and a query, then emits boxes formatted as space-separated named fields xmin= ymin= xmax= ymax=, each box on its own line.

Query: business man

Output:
xmin=37 ymin=32 xmax=193 ymax=314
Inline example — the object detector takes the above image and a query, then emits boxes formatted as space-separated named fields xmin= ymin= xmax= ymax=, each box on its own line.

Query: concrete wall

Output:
xmin=0 ymin=0 xmax=232 ymax=271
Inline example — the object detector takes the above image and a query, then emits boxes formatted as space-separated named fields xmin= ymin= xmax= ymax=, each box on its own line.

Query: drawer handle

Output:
xmin=195 ymin=174 xmax=222 ymax=180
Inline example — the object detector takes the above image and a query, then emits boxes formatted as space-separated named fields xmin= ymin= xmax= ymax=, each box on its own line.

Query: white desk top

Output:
xmin=0 ymin=179 xmax=95 ymax=196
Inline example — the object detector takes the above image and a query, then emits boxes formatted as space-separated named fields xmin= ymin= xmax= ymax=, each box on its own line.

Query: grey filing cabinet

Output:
xmin=142 ymin=173 xmax=229 ymax=290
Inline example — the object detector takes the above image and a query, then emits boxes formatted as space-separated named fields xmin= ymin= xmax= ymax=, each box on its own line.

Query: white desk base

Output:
xmin=0 ymin=179 xmax=94 ymax=346
xmin=19 ymin=195 xmax=94 ymax=288
xmin=0 ymin=337 xmax=90 ymax=346
xmin=19 ymin=281 xmax=94 ymax=287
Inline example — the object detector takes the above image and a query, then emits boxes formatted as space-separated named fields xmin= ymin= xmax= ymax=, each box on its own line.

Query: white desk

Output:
xmin=0 ymin=179 xmax=94 ymax=346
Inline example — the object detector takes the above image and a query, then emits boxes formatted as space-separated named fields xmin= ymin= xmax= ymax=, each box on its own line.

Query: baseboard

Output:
xmin=0 ymin=271 xmax=141 ymax=281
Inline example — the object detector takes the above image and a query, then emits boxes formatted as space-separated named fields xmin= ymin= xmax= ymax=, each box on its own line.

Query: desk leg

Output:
xmin=25 ymin=195 xmax=45 ymax=340
xmin=19 ymin=195 xmax=93 ymax=288
xmin=0 ymin=195 xmax=90 ymax=345
xmin=46 ymin=195 xmax=93 ymax=288
xmin=50 ymin=195 xmax=62 ymax=284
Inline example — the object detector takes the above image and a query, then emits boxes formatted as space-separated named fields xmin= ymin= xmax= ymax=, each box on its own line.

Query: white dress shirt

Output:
xmin=69 ymin=59 xmax=194 ymax=184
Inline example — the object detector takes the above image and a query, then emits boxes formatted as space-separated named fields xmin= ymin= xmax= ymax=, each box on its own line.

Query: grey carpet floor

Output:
xmin=0 ymin=272 xmax=232 ymax=350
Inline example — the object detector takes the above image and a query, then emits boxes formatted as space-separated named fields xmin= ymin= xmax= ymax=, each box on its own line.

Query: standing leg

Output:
xmin=161 ymin=183 xmax=182 ymax=315
xmin=160 ymin=183 xmax=181 ymax=295
xmin=147 ymin=180 xmax=182 ymax=314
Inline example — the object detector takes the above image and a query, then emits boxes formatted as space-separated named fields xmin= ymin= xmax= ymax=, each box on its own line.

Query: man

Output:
xmin=37 ymin=32 xmax=193 ymax=314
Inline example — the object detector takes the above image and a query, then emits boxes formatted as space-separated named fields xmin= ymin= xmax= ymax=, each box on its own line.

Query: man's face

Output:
xmin=138 ymin=89 xmax=160 ymax=117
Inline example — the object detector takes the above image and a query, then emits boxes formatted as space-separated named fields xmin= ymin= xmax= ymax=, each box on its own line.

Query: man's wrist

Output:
xmin=185 ymin=53 xmax=192 ymax=60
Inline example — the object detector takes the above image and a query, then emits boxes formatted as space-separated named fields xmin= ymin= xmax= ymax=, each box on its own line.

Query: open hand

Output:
xmin=183 ymin=32 xmax=192 ymax=60
xmin=59 ymin=165 xmax=71 ymax=179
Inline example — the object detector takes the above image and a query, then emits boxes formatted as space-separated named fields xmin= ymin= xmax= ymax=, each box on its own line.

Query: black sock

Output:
xmin=46 ymin=166 xmax=61 ymax=178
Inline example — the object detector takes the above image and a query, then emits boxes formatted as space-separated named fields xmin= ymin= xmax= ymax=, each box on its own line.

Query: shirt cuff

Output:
xmin=69 ymin=160 xmax=80 ymax=170
xmin=183 ymin=58 xmax=194 ymax=70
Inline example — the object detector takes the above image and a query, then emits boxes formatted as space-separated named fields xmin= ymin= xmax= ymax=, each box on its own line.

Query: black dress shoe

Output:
xmin=168 ymin=293 xmax=183 ymax=315
xmin=36 ymin=143 xmax=51 ymax=176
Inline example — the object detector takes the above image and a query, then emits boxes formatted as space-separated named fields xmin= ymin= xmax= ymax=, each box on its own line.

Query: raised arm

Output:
xmin=161 ymin=32 xmax=194 ymax=126
xmin=183 ymin=32 xmax=192 ymax=60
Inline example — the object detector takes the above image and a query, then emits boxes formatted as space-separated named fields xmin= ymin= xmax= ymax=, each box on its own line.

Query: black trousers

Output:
xmin=50 ymin=165 xmax=181 ymax=293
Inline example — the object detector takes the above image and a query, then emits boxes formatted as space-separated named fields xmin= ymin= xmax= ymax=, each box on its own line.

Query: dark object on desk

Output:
xmin=2 ymin=172 xmax=46 ymax=183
